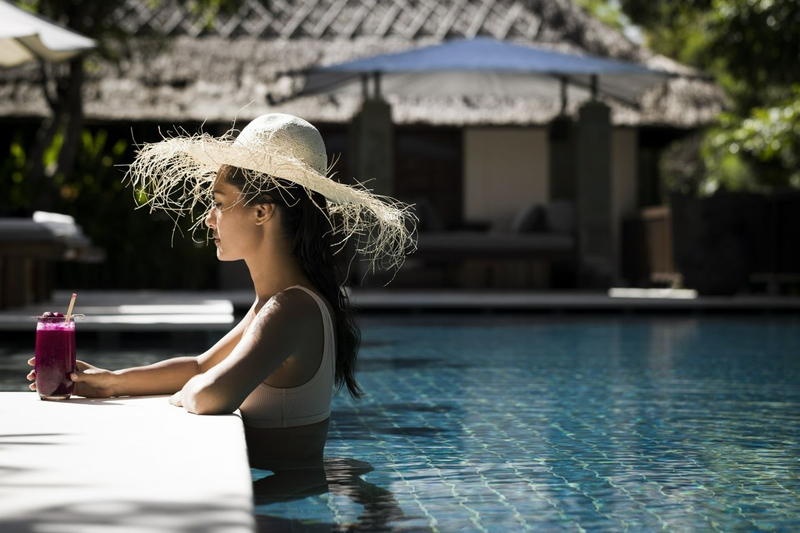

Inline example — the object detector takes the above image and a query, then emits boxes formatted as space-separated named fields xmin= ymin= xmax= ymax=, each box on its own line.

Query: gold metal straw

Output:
xmin=65 ymin=293 xmax=77 ymax=322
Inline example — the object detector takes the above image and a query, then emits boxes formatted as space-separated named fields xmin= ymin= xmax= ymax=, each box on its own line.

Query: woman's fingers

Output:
xmin=71 ymin=361 xmax=92 ymax=381
xmin=28 ymin=366 xmax=36 ymax=392
xmin=28 ymin=358 xmax=37 ymax=390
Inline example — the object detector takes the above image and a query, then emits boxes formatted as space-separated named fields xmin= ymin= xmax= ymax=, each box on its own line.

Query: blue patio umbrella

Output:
xmin=299 ymin=37 xmax=674 ymax=108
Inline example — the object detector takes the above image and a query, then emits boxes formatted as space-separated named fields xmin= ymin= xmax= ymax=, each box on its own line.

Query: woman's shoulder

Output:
xmin=252 ymin=286 xmax=322 ymax=331
xmin=244 ymin=287 xmax=329 ymax=355
xmin=274 ymin=285 xmax=337 ymax=334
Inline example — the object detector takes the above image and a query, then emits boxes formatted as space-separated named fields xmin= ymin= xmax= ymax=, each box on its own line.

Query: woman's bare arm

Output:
xmin=29 ymin=302 xmax=256 ymax=398
xmin=110 ymin=356 xmax=200 ymax=396
xmin=112 ymin=303 xmax=255 ymax=396
xmin=196 ymin=301 xmax=255 ymax=373
xmin=177 ymin=291 xmax=314 ymax=415
xmin=29 ymin=355 xmax=200 ymax=398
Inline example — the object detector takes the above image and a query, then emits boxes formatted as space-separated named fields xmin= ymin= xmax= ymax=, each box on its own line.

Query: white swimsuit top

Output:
xmin=239 ymin=285 xmax=336 ymax=429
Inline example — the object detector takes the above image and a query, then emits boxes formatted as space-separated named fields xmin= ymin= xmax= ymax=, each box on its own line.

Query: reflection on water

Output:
xmin=253 ymin=458 xmax=410 ymax=532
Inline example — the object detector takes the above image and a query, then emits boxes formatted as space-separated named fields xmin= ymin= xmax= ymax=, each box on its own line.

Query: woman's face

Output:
xmin=204 ymin=175 xmax=261 ymax=261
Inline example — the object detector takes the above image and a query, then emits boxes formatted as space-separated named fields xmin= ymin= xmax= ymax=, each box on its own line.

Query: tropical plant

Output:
xmin=51 ymin=128 xmax=219 ymax=290
xmin=14 ymin=0 xmax=238 ymax=212
xmin=618 ymin=0 xmax=800 ymax=194
xmin=6 ymin=0 xmax=235 ymax=289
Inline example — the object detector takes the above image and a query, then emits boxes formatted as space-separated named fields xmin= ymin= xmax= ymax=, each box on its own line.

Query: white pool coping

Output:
xmin=0 ymin=392 xmax=255 ymax=532
xmin=1 ymin=289 xmax=798 ymax=334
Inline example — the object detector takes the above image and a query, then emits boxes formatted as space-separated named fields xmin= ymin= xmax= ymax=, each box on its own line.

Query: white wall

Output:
xmin=463 ymin=128 xmax=549 ymax=229
xmin=611 ymin=128 xmax=639 ymax=283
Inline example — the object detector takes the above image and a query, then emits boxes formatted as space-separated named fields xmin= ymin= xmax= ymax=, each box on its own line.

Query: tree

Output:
xmin=618 ymin=0 xmax=800 ymax=193
xmin=15 ymin=0 xmax=236 ymax=211
xmin=4 ymin=0 xmax=237 ymax=290
xmin=15 ymin=1 xmax=119 ymax=210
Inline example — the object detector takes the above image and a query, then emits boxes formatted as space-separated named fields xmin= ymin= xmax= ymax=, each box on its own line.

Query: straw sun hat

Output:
xmin=125 ymin=113 xmax=417 ymax=272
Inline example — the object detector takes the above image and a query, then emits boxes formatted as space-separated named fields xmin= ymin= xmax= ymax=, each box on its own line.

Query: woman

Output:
xmin=26 ymin=113 xmax=416 ymax=470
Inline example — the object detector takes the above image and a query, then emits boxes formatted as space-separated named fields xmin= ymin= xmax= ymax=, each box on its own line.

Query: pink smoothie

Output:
xmin=34 ymin=318 xmax=76 ymax=400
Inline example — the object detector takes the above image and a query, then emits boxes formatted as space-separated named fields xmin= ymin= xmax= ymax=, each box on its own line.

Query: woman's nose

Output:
xmin=204 ymin=209 xmax=215 ymax=229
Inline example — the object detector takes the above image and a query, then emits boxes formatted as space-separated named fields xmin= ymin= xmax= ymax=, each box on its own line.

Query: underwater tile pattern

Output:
xmin=254 ymin=316 xmax=800 ymax=532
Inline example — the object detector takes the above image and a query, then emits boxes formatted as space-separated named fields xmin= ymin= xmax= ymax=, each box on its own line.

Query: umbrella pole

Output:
xmin=373 ymin=72 xmax=381 ymax=99
xmin=359 ymin=72 xmax=383 ymax=100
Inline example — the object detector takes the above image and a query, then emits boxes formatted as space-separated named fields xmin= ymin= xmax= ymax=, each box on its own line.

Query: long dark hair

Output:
xmin=220 ymin=164 xmax=363 ymax=400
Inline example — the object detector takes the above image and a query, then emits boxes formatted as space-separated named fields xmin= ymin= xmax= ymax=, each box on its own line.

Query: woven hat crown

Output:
xmin=234 ymin=113 xmax=327 ymax=176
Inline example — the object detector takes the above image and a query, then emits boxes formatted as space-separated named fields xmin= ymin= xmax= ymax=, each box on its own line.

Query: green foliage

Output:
xmin=7 ymin=0 xmax=236 ymax=290
xmin=619 ymin=0 xmax=800 ymax=195
xmin=16 ymin=0 xmax=246 ymax=36
xmin=620 ymin=0 xmax=713 ymax=62
xmin=707 ymin=0 xmax=800 ymax=110
xmin=1 ymin=129 xmax=218 ymax=289
xmin=43 ymin=130 xmax=63 ymax=177
xmin=185 ymin=0 xmax=241 ymax=31
xmin=703 ymin=88 xmax=800 ymax=191
xmin=698 ymin=136 xmax=758 ymax=195
xmin=0 ymin=133 xmax=31 ymax=213
xmin=621 ymin=0 xmax=799 ymax=101
xmin=52 ymin=129 xmax=219 ymax=290
xmin=573 ymin=0 xmax=629 ymax=31
xmin=659 ymin=134 xmax=699 ymax=196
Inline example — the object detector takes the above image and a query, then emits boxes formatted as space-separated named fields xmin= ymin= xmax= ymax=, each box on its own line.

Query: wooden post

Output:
xmin=576 ymin=100 xmax=613 ymax=288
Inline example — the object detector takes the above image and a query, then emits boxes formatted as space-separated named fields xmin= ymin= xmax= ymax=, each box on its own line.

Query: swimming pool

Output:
xmin=3 ymin=315 xmax=799 ymax=531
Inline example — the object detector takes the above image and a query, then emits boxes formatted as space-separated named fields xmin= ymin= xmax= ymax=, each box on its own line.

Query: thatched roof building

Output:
xmin=0 ymin=0 xmax=725 ymax=127
xmin=1 ymin=0 xmax=728 ymax=291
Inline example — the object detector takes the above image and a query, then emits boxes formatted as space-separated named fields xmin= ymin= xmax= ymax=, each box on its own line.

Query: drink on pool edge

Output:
xmin=35 ymin=315 xmax=76 ymax=400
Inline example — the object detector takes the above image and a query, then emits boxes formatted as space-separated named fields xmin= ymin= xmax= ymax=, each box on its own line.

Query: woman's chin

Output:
xmin=216 ymin=249 xmax=242 ymax=262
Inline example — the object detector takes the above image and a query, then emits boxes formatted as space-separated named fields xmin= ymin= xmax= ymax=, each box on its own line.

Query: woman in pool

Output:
xmin=27 ymin=113 xmax=416 ymax=469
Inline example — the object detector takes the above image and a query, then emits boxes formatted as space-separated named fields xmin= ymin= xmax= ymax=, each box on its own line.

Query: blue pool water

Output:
xmin=253 ymin=315 xmax=800 ymax=531
xmin=3 ymin=315 xmax=799 ymax=531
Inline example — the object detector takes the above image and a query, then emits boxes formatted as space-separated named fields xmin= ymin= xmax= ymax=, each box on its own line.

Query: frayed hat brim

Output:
xmin=124 ymin=130 xmax=417 ymax=273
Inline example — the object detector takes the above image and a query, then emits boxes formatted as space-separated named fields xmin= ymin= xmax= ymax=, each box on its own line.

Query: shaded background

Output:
xmin=1 ymin=0 xmax=798 ymax=299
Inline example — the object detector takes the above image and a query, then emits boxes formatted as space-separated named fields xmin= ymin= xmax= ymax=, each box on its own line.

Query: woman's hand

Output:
xmin=169 ymin=390 xmax=183 ymax=408
xmin=173 ymin=374 xmax=205 ymax=413
xmin=28 ymin=358 xmax=118 ymax=398
xmin=172 ymin=373 xmax=228 ymax=415
xmin=69 ymin=360 xmax=119 ymax=398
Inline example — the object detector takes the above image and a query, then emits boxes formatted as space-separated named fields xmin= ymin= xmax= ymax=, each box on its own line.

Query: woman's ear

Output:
xmin=253 ymin=202 xmax=277 ymax=226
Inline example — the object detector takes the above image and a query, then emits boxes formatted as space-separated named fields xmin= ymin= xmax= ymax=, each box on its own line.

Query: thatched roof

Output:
xmin=0 ymin=0 xmax=726 ymax=128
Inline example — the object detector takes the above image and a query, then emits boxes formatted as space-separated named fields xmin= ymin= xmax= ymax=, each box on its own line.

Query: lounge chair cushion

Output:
xmin=544 ymin=201 xmax=575 ymax=234
xmin=510 ymin=203 xmax=546 ymax=233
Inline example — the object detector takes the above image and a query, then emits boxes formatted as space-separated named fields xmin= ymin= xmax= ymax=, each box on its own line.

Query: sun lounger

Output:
xmin=415 ymin=231 xmax=575 ymax=261
xmin=0 ymin=212 xmax=104 ymax=308
xmin=413 ymin=200 xmax=577 ymax=262
xmin=0 ymin=212 xmax=103 ymax=261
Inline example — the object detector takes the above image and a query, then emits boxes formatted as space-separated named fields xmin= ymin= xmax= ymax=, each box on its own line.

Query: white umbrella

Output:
xmin=0 ymin=0 xmax=95 ymax=68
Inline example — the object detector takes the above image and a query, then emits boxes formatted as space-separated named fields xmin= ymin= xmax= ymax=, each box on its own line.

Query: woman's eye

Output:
xmin=214 ymin=202 xmax=222 ymax=208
